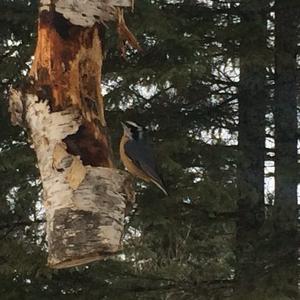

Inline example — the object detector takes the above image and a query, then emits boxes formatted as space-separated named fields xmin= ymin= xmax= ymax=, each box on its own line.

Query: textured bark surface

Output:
xmin=40 ymin=0 xmax=133 ymax=27
xmin=9 ymin=0 xmax=136 ymax=268
xmin=30 ymin=7 xmax=112 ymax=167
xmin=9 ymin=91 xmax=135 ymax=267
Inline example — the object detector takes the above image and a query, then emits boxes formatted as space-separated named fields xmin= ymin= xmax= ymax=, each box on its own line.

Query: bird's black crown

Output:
xmin=124 ymin=121 xmax=144 ymax=140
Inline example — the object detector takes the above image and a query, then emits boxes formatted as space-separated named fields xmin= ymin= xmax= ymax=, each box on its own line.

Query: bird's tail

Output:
xmin=151 ymin=179 xmax=168 ymax=196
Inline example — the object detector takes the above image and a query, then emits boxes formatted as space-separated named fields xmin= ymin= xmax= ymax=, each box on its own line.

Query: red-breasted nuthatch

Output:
xmin=120 ymin=121 xmax=168 ymax=195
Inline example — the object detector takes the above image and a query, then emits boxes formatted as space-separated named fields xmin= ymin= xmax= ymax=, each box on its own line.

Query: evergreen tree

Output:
xmin=274 ymin=0 xmax=298 ymax=233
xmin=272 ymin=0 xmax=299 ymax=297
xmin=236 ymin=0 xmax=268 ymax=293
xmin=1 ymin=0 xmax=299 ymax=299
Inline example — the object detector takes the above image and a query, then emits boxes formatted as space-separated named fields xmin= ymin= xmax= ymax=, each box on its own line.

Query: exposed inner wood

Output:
xmin=30 ymin=10 xmax=112 ymax=167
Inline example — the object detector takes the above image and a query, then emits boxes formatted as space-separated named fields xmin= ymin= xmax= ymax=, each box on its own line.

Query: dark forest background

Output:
xmin=1 ymin=0 xmax=300 ymax=299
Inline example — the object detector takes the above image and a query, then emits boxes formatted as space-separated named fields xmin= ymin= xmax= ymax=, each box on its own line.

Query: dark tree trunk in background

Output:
xmin=236 ymin=0 xmax=268 ymax=291
xmin=274 ymin=0 xmax=298 ymax=233
xmin=273 ymin=0 xmax=299 ymax=295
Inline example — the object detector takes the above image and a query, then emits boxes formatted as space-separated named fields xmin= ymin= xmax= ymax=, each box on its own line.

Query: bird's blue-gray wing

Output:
xmin=124 ymin=140 xmax=164 ymax=185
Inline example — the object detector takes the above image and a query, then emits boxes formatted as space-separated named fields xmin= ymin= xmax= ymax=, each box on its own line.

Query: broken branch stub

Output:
xmin=9 ymin=0 xmax=136 ymax=268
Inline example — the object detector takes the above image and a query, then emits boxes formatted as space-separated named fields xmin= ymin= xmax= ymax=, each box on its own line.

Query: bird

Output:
xmin=120 ymin=121 xmax=168 ymax=196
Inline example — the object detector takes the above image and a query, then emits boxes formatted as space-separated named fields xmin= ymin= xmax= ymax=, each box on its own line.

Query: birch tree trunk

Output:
xmin=9 ymin=0 xmax=136 ymax=269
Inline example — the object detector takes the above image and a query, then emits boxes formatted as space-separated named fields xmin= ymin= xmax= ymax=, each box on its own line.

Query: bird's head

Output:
xmin=121 ymin=121 xmax=144 ymax=141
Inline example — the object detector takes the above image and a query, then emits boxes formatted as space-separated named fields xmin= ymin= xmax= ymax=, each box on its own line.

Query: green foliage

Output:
xmin=0 ymin=0 xmax=299 ymax=299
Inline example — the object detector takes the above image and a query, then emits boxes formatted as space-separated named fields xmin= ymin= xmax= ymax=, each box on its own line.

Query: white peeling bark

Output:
xmin=40 ymin=0 xmax=133 ymax=27
xmin=10 ymin=92 xmax=134 ymax=268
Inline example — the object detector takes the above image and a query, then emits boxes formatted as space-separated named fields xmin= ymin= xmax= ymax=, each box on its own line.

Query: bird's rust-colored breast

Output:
xmin=120 ymin=135 xmax=151 ymax=182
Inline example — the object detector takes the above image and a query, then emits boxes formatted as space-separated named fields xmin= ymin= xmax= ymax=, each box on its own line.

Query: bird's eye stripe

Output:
xmin=126 ymin=121 xmax=139 ymax=128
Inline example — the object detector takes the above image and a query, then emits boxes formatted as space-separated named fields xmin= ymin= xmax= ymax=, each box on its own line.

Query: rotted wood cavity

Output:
xmin=31 ymin=9 xmax=112 ymax=167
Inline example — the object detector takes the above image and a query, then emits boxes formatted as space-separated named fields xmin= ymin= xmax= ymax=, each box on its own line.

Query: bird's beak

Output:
xmin=121 ymin=121 xmax=127 ymax=130
xmin=121 ymin=121 xmax=132 ymax=137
